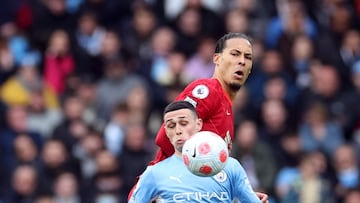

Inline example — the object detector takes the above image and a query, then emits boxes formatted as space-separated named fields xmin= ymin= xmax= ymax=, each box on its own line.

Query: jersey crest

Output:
xmin=192 ymin=85 xmax=209 ymax=99
xmin=214 ymin=170 xmax=227 ymax=183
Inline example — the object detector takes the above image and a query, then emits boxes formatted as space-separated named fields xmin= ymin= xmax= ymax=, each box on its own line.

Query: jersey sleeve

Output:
xmin=176 ymin=80 xmax=221 ymax=121
xmin=128 ymin=166 xmax=157 ymax=203
xmin=227 ymin=158 xmax=261 ymax=203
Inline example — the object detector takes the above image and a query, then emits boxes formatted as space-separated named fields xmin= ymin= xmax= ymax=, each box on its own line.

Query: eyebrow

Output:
xmin=231 ymin=49 xmax=251 ymax=54
xmin=165 ymin=116 xmax=187 ymax=123
xmin=244 ymin=52 xmax=252 ymax=57
xmin=230 ymin=49 xmax=252 ymax=56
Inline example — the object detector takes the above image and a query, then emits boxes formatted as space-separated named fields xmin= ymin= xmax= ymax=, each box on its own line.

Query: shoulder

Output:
xmin=178 ymin=78 xmax=222 ymax=103
xmin=1 ymin=77 xmax=20 ymax=89
xmin=185 ymin=78 xmax=221 ymax=92
xmin=141 ymin=157 xmax=181 ymax=182
xmin=224 ymin=157 xmax=246 ymax=174
xmin=147 ymin=156 xmax=177 ymax=172
xmin=226 ymin=157 xmax=241 ymax=167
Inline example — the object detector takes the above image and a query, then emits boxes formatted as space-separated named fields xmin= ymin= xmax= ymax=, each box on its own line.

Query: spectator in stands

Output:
xmin=258 ymin=99 xmax=290 ymax=154
xmin=340 ymin=60 xmax=360 ymax=137
xmin=288 ymin=34 xmax=314 ymax=89
xmin=246 ymin=49 xmax=298 ymax=112
xmin=120 ymin=3 xmax=158 ymax=60
xmin=52 ymin=94 xmax=88 ymax=151
xmin=33 ymin=195 xmax=55 ymax=203
xmin=119 ymin=122 xmax=154 ymax=201
xmin=4 ymin=165 xmax=44 ymax=203
xmin=39 ymin=139 xmax=81 ymax=187
xmin=343 ymin=188 xmax=360 ymax=203
xmin=53 ymin=171 xmax=82 ymax=203
xmin=0 ymin=54 xmax=58 ymax=108
xmin=298 ymin=64 xmax=347 ymax=137
xmin=0 ymin=105 xmax=43 ymax=175
xmin=44 ymin=29 xmax=75 ymax=96
xmin=332 ymin=144 xmax=360 ymax=201
xmin=95 ymin=56 xmax=147 ymax=121
xmin=73 ymin=129 xmax=104 ymax=181
xmin=82 ymin=150 xmax=123 ymax=202
xmin=13 ymin=134 xmax=42 ymax=170
xmin=31 ymin=0 xmax=76 ymax=51
xmin=0 ymin=36 xmax=16 ymax=85
xmin=73 ymin=10 xmax=104 ymax=79
xmin=184 ymin=36 xmax=216 ymax=82
xmin=281 ymin=151 xmax=334 ymax=203
xmin=103 ymin=102 xmax=129 ymax=156
xmin=299 ymin=101 xmax=344 ymax=157
xmin=265 ymin=0 xmax=317 ymax=49
xmin=27 ymin=89 xmax=62 ymax=138
xmin=232 ymin=119 xmax=277 ymax=196
xmin=75 ymin=75 xmax=99 ymax=126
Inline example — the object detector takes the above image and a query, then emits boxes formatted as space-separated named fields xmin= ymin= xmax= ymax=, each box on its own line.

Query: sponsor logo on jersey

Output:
xmin=172 ymin=191 xmax=230 ymax=202
xmin=184 ymin=96 xmax=197 ymax=107
xmin=214 ymin=170 xmax=227 ymax=182
xmin=169 ymin=176 xmax=182 ymax=183
xmin=192 ymin=85 xmax=209 ymax=99
xmin=226 ymin=109 xmax=231 ymax=116
xmin=155 ymin=197 xmax=165 ymax=203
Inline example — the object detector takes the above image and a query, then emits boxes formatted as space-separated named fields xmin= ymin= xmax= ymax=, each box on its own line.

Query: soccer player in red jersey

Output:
xmin=152 ymin=33 xmax=253 ymax=164
xmin=130 ymin=33 xmax=269 ymax=203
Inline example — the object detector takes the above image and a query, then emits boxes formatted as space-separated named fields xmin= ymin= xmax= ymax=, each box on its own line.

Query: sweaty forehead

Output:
xmin=224 ymin=38 xmax=252 ymax=53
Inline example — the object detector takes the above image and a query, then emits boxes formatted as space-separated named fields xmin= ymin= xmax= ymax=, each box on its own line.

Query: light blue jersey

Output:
xmin=129 ymin=155 xmax=261 ymax=203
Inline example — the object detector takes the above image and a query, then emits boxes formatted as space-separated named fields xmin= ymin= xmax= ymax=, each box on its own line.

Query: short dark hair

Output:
xmin=214 ymin=33 xmax=252 ymax=54
xmin=163 ymin=101 xmax=198 ymax=117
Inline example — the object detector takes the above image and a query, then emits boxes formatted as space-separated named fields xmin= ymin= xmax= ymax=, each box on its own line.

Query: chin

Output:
xmin=177 ymin=145 xmax=184 ymax=153
xmin=229 ymin=83 xmax=242 ymax=91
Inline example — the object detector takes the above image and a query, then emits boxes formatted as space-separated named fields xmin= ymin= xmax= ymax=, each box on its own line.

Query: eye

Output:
xmin=180 ymin=120 xmax=188 ymax=126
xmin=245 ymin=54 xmax=252 ymax=60
xmin=167 ymin=123 xmax=175 ymax=129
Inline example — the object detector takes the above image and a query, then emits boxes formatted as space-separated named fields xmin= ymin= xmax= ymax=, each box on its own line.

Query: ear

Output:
xmin=213 ymin=53 xmax=220 ymax=65
xmin=196 ymin=118 xmax=203 ymax=132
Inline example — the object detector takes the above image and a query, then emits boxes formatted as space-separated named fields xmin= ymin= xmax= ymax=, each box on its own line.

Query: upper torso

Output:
xmin=176 ymin=78 xmax=234 ymax=148
xmin=129 ymin=156 xmax=260 ymax=203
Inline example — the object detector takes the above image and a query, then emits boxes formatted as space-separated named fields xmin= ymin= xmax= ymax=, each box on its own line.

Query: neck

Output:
xmin=214 ymin=77 xmax=237 ymax=101
xmin=175 ymin=151 xmax=182 ymax=157
xmin=225 ymin=87 xmax=237 ymax=101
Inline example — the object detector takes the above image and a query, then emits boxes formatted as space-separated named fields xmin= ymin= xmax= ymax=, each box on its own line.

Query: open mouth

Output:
xmin=234 ymin=70 xmax=244 ymax=78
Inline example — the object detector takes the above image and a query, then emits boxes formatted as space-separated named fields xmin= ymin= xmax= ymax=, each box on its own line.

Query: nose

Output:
xmin=175 ymin=125 xmax=182 ymax=135
xmin=238 ymin=55 xmax=245 ymax=65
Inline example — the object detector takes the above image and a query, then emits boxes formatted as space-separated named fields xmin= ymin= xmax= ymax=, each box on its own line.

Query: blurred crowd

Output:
xmin=0 ymin=0 xmax=360 ymax=202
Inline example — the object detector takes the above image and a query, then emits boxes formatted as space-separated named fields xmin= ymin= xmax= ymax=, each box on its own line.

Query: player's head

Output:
xmin=213 ymin=33 xmax=253 ymax=93
xmin=163 ymin=101 xmax=202 ymax=155
xmin=214 ymin=33 xmax=251 ymax=54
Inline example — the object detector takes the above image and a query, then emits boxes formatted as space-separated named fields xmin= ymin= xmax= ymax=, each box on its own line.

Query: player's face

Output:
xmin=164 ymin=109 xmax=202 ymax=154
xmin=213 ymin=38 xmax=253 ymax=91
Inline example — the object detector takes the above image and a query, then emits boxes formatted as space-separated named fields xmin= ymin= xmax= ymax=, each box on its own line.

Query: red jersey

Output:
xmin=151 ymin=78 xmax=234 ymax=165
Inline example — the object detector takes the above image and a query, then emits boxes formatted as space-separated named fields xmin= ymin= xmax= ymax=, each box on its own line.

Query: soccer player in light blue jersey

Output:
xmin=129 ymin=101 xmax=261 ymax=203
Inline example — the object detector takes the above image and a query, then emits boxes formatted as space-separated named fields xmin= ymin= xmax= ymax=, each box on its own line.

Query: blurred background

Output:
xmin=0 ymin=0 xmax=360 ymax=202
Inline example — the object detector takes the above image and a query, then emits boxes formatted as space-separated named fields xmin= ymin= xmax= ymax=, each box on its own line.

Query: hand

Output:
xmin=256 ymin=192 xmax=269 ymax=203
